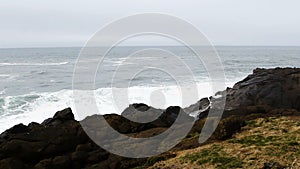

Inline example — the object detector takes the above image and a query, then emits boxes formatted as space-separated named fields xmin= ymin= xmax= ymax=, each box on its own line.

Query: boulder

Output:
xmin=53 ymin=108 xmax=74 ymax=120
xmin=42 ymin=108 xmax=74 ymax=126
xmin=184 ymin=97 xmax=210 ymax=113
xmin=121 ymin=103 xmax=163 ymax=123
xmin=0 ymin=123 xmax=29 ymax=139
xmin=0 ymin=158 xmax=24 ymax=169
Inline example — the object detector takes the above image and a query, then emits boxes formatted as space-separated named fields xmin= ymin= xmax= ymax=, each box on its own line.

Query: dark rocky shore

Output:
xmin=0 ymin=68 xmax=299 ymax=169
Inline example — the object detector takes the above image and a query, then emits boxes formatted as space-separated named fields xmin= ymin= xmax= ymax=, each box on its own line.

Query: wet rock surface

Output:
xmin=0 ymin=68 xmax=299 ymax=169
xmin=225 ymin=67 xmax=300 ymax=111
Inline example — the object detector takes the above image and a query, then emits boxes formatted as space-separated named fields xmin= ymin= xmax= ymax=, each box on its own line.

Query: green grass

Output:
xmin=180 ymin=144 xmax=243 ymax=169
xmin=145 ymin=156 xmax=165 ymax=166
xmin=132 ymin=156 xmax=165 ymax=169
xmin=186 ymin=132 xmax=200 ymax=139
xmin=245 ymin=120 xmax=259 ymax=127
xmin=228 ymin=135 xmax=280 ymax=146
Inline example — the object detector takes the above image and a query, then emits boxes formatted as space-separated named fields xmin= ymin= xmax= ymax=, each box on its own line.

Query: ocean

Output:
xmin=0 ymin=46 xmax=299 ymax=132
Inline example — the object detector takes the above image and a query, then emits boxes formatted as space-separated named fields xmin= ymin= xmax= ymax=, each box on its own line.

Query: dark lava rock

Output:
xmin=226 ymin=68 xmax=300 ymax=111
xmin=5 ymin=123 xmax=29 ymax=134
xmin=53 ymin=107 xmax=74 ymax=120
xmin=0 ymin=158 xmax=24 ymax=169
xmin=184 ymin=97 xmax=210 ymax=113
xmin=41 ymin=107 xmax=74 ymax=126
xmin=0 ymin=106 xmax=181 ymax=169
xmin=121 ymin=103 xmax=164 ymax=123
xmin=0 ymin=108 xmax=88 ymax=165
xmin=0 ymin=123 xmax=29 ymax=139
xmin=52 ymin=156 xmax=72 ymax=169
xmin=28 ymin=122 xmax=40 ymax=129
xmin=34 ymin=156 xmax=73 ymax=169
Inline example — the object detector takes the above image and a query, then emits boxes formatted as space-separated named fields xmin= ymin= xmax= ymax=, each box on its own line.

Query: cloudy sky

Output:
xmin=1 ymin=0 xmax=300 ymax=48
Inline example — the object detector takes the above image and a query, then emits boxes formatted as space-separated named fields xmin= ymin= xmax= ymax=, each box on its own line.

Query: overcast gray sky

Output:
xmin=1 ymin=0 xmax=300 ymax=48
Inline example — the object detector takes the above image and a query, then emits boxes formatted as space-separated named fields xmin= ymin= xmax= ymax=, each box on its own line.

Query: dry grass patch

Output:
xmin=149 ymin=116 xmax=300 ymax=169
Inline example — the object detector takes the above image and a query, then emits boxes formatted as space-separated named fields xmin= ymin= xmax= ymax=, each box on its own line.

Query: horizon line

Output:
xmin=1 ymin=45 xmax=300 ymax=49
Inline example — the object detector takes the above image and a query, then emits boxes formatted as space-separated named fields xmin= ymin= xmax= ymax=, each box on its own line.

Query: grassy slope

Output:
xmin=149 ymin=116 xmax=300 ymax=169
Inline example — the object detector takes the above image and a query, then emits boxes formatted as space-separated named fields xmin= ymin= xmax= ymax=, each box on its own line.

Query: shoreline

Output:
xmin=0 ymin=81 xmax=238 ymax=133
xmin=0 ymin=67 xmax=299 ymax=169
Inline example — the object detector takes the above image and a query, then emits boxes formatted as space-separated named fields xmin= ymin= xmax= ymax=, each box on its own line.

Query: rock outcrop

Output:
xmin=225 ymin=67 xmax=300 ymax=111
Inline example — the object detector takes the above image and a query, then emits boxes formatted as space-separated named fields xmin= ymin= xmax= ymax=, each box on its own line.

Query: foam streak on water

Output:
xmin=0 ymin=62 xmax=69 ymax=66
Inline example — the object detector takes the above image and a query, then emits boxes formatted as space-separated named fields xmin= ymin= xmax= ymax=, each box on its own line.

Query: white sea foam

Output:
xmin=0 ymin=74 xmax=18 ymax=80
xmin=0 ymin=89 xmax=5 ymax=95
xmin=0 ymin=62 xmax=69 ymax=66
xmin=0 ymin=82 xmax=228 ymax=133
xmin=0 ymin=74 xmax=10 ymax=78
